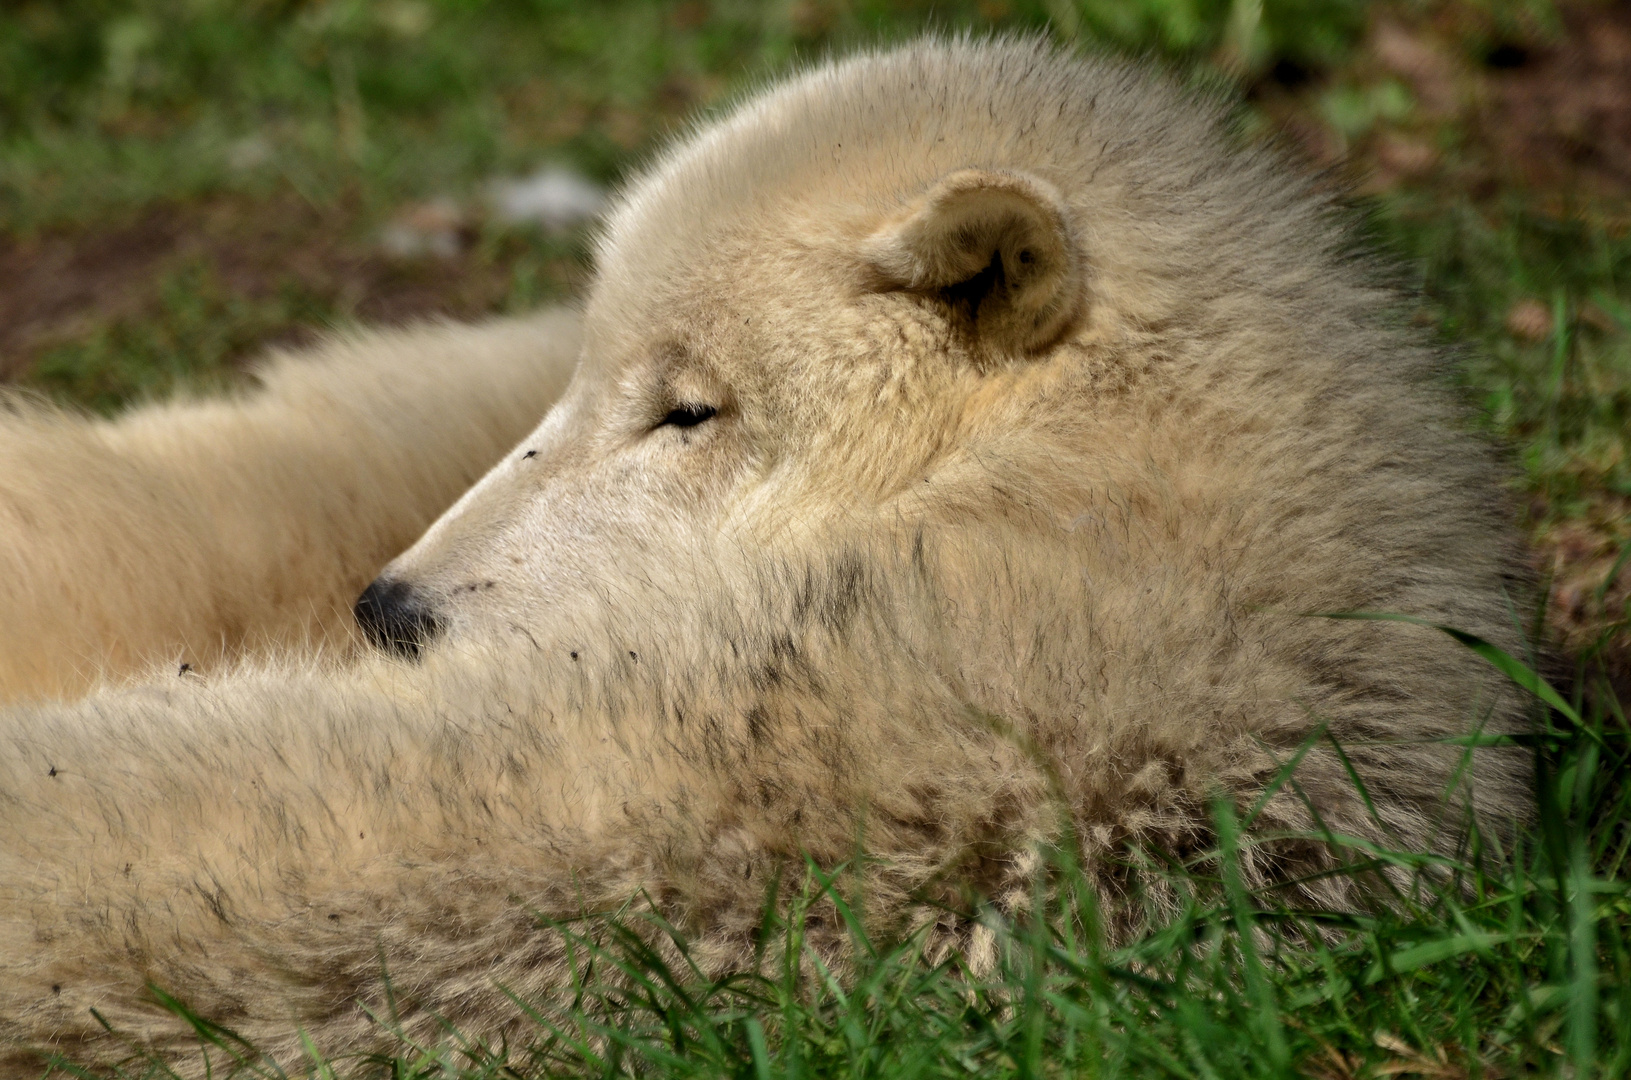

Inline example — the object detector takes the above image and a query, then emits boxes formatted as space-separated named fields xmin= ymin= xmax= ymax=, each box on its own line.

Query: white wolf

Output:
xmin=1 ymin=38 xmax=1529 ymax=1074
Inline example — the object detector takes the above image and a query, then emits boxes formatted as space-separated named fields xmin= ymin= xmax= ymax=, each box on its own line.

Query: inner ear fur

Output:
xmin=863 ymin=169 xmax=1084 ymax=355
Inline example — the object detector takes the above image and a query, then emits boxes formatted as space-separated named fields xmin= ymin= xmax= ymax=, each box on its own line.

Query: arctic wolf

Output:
xmin=0 ymin=38 xmax=1528 ymax=1073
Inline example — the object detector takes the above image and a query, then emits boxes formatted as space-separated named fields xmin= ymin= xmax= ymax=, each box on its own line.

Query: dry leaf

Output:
xmin=1505 ymin=298 xmax=1555 ymax=342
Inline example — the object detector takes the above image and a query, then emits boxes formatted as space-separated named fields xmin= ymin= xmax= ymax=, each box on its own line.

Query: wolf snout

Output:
xmin=354 ymin=576 xmax=443 ymax=657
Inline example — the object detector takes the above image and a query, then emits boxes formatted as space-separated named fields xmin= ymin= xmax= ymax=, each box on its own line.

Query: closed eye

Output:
xmin=658 ymin=404 xmax=717 ymax=429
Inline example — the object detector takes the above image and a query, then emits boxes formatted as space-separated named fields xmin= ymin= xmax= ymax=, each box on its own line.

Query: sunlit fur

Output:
xmin=0 ymin=311 xmax=580 ymax=703
xmin=1 ymin=39 xmax=1531 ymax=1073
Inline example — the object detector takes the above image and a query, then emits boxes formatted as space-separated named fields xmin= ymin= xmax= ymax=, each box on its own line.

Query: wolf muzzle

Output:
xmin=354 ymin=577 xmax=443 ymax=658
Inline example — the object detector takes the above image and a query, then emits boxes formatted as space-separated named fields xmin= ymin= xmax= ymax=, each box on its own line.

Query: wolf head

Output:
xmin=357 ymin=41 xmax=1523 ymax=807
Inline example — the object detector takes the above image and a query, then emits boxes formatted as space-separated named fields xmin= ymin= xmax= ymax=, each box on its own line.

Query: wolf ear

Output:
xmin=863 ymin=169 xmax=1083 ymax=355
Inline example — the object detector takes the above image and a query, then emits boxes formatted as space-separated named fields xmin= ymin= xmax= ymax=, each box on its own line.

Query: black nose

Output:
xmin=354 ymin=577 xmax=443 ymax=658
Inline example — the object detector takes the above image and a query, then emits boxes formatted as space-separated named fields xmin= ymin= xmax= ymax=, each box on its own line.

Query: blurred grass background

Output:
xmin=0 ymin=1 xmax=1627 ymax=659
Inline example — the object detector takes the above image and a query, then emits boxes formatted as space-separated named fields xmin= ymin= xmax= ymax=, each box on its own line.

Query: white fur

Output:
xmin=0 ymin=40 xmax=1530 ymax=1074
xmin=0 ymin=311 xmax=580 ymax=702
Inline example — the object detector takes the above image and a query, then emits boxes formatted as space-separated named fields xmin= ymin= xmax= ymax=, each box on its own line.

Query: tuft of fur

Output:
xmin=0 ymin=311 xmax=580 ymax=703
xmin=1 ymin=39 xmax=1531 ymax=1075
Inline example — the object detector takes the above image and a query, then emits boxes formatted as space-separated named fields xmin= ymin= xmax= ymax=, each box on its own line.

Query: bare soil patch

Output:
xmin=1478 ymin=1 xmax=1631 ymax=202
xmin=0 ymin=195 xmax=578 ymax=385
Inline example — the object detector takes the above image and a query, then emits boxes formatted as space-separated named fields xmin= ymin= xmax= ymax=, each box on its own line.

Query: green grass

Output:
xmin=2 ymin=0 xmax=1375 ymax=401
xmin=5 ymin=2 xmax=1630 ymax=1077
xmin=0 ymin=0 xmax=1375 ymax=229
xmin=25 ymin=257 xmax=324 ymax=406
xmin=1379 ymin=198 xmax=1631 ymax=516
